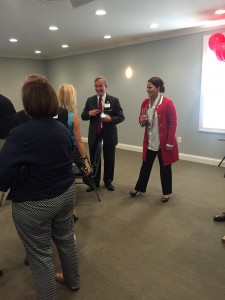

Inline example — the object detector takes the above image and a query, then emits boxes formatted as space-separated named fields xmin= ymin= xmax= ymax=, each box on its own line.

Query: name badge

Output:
xmin=105 ymin=103 xmax=110 ymax=108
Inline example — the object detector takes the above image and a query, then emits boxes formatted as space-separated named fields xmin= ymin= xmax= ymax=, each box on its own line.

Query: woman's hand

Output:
xmin=84 ymin=159 xmax=91 ymax=175
xmin=139 ymin=115 xmax=148 ymax=126
xmin=166 ymin=144 xmax=173 ymax=151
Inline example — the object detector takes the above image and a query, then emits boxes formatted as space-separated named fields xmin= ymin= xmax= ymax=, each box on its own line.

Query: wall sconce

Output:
xmin=125 ymin=66 xmax=133 ymax=79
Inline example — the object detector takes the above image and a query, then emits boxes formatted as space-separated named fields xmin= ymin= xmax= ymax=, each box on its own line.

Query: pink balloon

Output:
xmin=208 ymin=33 xmax=225 ymax=51
xmin=215 ymin=42 xmax=225 ymax=61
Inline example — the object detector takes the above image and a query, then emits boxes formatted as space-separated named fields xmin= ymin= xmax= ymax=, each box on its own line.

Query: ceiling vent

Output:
xmin=38 ymin=0 xmax=95 ymax=9
xmin=70 ymin=0 xmax=95 ymax=8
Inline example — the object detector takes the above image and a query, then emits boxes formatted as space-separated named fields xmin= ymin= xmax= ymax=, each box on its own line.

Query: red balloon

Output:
xmin=215 ymin=42 xmax=225 ymax=61
xmin=208 ymin=33 xmax=225 ymax=51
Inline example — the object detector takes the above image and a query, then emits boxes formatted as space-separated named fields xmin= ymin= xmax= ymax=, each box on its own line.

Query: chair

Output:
xmin=218 ymin=138 xmax=225 ymax=178
xmin=73 ymin=164 xmax=101 ymax=202
xmin=0 ymin=190 xmax=9 ymax=207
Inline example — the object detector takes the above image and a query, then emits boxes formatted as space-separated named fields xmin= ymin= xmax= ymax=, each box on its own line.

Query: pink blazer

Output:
xmin=140 ymin=96 xmax=179 ymax=166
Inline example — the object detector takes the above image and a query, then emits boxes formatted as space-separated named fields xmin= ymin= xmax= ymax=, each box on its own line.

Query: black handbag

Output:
xmin=72 ymin=146 xmax=101 ymax=202
xmin=72 ymin=146 xmax=92 ymax=185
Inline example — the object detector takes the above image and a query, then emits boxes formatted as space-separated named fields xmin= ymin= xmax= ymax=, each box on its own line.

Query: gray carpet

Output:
xmin=0 ymin=148 xmax=225 ymax=300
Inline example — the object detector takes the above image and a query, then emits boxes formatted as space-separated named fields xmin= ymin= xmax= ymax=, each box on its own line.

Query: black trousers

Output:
xmin=135 ymin=149 xmax=172 ymax=195
xmin=89 ymin=135 xmax=115 ymax=186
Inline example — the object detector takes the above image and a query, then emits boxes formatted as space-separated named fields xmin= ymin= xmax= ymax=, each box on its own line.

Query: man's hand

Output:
xmin=102 ymin=114 xmax=112 ymax=123
xmin=89 ymin=109 xmax=101 ymax=116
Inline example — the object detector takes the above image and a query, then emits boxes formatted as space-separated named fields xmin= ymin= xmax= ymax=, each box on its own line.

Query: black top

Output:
xmin=0 ymin=94 xmax=16 ymax=138
xmin=0 ymin=117 xmax=74 ymax=202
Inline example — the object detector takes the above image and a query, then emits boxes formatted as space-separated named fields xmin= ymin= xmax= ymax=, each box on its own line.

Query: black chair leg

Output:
xmin=218 ymin=156 xmax=225 ymax=167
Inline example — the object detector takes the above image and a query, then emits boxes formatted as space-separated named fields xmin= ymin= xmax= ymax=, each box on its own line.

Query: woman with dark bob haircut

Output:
xmin=22 ymin=77 xmax=59 ymax=117
xmin=0 ymin=76 xmax=80 ymax=299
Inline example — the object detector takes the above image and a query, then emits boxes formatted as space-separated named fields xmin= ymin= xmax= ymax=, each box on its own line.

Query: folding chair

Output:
xmin=0 ymin=190 xmax=9 ymax=207
xmin=73 ymin=166 xmax=101 ymax=202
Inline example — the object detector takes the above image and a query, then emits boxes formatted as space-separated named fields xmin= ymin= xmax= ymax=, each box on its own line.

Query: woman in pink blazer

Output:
xmin=130 ymin=77 xmax=179 ymax=202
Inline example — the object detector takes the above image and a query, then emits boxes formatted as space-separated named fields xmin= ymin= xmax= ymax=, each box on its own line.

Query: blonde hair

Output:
xmin=57 ymin=84 xmax=77 ymax=112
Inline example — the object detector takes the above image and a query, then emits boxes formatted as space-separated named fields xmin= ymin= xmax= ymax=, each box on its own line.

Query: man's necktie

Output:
xmin=97 ymin=97 xmax=102 ymax=134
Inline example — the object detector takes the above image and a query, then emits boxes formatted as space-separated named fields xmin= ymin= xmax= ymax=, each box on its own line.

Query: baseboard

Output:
xmin=117 ymin=143 xmax=224 ymax=167
xmin=82 ymin=138 xmax=224 ymax=167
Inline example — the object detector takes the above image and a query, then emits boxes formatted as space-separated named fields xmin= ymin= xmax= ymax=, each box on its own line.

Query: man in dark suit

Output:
xmin=0 ymin=94 xmax=16 ymax=149
xmin=0 ymin=94 xmax=16 ymax=207
xmin=81 ymin=76 xmax=125 ymax=192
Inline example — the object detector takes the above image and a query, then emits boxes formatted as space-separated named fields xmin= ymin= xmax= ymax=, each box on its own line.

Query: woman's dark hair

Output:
xmin=148 ymin=77 xmax=165 ymax=93
xmin=22 ymin=79 xmax=59 ymax=117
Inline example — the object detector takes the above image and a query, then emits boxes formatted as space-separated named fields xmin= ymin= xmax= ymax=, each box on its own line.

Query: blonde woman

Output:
xmin=58 ymin=84 xmax=91 ymax=220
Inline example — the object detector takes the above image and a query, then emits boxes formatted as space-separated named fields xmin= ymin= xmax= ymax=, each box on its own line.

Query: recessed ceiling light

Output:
xmin=49 ymin=26 xmax=58 ymax=31
xmin=35 ymin=50 xmax=41 ymax=54
xmin=150 ymin=23 xmax=159 ymax=29
xmin=62 ymin=44 xmax=69 ymax=48
xmin=9 ymin=38 xmax=18 ymax=43
xmin=104 ymin=35 xmax=111 ymax=39
xmin=95 ymin=9 xmax=106 ymax=16
xmin=215 ymin=9 xmax=225 ymax=15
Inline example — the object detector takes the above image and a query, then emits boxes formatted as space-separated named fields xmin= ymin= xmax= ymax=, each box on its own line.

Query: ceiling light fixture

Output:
xmin=49 ymin=26 xmax=58 ymax=31
xmin=62 ymin=44 xmax=69 ymax=48
xmin=95 ymin=9 xmax=106 ymax=16
xmin=215 ymin=9 xmax=225 ymax=15
xmin=104 ymin=35 xmax=111 ymax=39
xmin=35 ymin=50 xmax=41 ymax=54
xmin=9 ymin=38 xmax=18 ymax=43
xmin=150 ymin=23 xmax=159 ymax=29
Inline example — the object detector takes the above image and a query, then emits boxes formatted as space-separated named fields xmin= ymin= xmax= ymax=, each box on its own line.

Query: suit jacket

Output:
xmin=81 ymin=94 xmax=125 ymax=146
xmin=140 ymin=96 xmax=179 ymax=166
xmin=0 ymin=94 xmax=16 ymax=138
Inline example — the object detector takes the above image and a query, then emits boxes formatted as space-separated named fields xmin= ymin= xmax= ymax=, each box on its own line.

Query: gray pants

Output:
xmin=12 ymin=184 xmax=80 ymax=300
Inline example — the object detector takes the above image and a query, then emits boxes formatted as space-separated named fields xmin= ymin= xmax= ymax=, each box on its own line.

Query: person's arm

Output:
xmin=166 ymin=100 xmax=178 ymax=150
xmin=0 ymin=130 xmax=24 ymax=191
xmin=72 ymin=114 xmax=91 ymax=174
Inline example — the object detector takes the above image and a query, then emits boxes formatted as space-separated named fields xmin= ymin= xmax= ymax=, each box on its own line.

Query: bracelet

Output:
xmin=82 ymin=155 xmax=88 ymax=160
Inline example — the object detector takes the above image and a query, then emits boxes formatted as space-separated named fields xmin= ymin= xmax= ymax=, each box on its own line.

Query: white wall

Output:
xmin=0 ymin=57 xmax=47 ymax=111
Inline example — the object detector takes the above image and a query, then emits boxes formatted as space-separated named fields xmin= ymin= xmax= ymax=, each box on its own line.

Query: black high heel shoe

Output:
xmin=161 ymin=195 xmax=170 ymax=202
xmin=129 ymin=189 xmax=141 ymax=197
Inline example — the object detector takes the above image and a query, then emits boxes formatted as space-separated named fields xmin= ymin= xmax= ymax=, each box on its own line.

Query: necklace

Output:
xmin=150 ymin=98 xmax=156 ymax=107
xmin=148 ymin=95 xmax=162 ymax=130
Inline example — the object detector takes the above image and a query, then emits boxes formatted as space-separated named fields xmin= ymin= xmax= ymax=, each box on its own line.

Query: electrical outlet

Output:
xmin=177 ymin=137 xmax=182 ymax=144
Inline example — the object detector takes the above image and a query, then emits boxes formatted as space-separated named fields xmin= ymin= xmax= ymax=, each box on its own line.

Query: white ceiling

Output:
xmin=0 ymin=0 xmax=225 ymax=59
